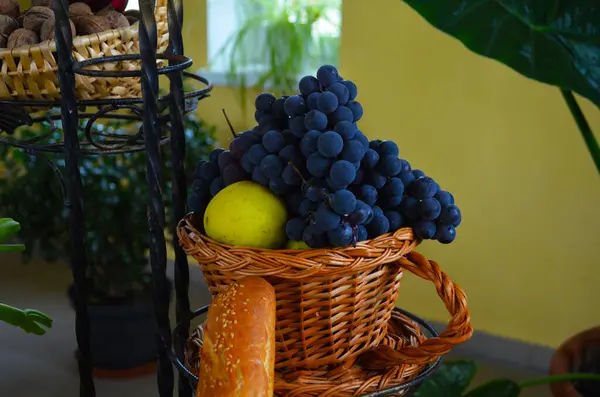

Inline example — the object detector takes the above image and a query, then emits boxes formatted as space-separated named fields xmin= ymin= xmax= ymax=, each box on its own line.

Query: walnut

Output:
xmin=7 ymin=28 xmax=39 ymax=48
xmin=97 ymin=9 xmax=128 ymax=29
xmin=72 ymin=15 xmax=110 ymax=35
xmin=0 ymin=14 xmax=19 ymax=47
xmin=68 ymin=2 xmax=92 ymax=17
xmin=0 ymin=0 xmax=20 ymax=19
xmin=40 ymin=17 xmax=76 ymax=41
xmin=23 ymin=6 xmax=54 ymax=34
xmin=32 ymin=0 xmax=52 ymax=7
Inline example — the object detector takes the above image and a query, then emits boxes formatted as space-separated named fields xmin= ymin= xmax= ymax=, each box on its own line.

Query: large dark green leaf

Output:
xmin=413 ymin=360 xmax=478 ymax=397
xmin=402 ymin=0 xmax=600 ymax=108
xmin=464 ymin=379 xmax=521 ymax=397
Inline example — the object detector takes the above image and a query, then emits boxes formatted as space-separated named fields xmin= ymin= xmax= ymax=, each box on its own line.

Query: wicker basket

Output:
xmin=177 ymin=214 xmax=472 ymax=371
xmin=0 ymin=0 xmax=168 ymax=102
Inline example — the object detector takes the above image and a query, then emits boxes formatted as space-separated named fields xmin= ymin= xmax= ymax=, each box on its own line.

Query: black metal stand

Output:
xmin=0 ymin=1 xmax=212 ymax=396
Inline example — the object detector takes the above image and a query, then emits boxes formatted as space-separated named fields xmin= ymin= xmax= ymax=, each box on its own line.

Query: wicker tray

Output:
xmin=0 ymin=0 xmax=168 ymax=102
xmin=172 ymin=306 xmax=443 ymax=397
xmin=177 ymin=214 xmax=473 ymax=372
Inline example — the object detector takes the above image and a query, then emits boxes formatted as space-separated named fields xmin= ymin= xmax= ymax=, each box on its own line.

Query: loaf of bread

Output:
xmin=197 ymin=277 xmax=276 ymax=397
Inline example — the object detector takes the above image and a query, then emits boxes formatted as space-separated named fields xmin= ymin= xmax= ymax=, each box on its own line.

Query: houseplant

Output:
xmin=0 ymin=111 xmax=216 ymax=376
xmin=214 ymin=0 xmax=340 ymax=108
xmin=0 ymin=218 xmax=53 ymax=336
xmin=399 ymin=1 xmax=600 ymax=394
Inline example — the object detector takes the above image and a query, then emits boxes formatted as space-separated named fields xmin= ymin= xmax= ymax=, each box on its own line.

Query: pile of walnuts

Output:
xmin=0 ymin=0 xmax=140 ymax=49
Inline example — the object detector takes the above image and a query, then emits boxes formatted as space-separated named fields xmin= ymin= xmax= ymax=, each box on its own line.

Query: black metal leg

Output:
xmin=139 ymin=1 xmax=174 ymax=396
xmin=53 ymin=0 xmax=95 ymax=396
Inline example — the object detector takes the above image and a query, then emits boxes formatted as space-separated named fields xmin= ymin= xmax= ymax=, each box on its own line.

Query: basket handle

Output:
xmin=358 ymin=251 xmax=473 ymax=370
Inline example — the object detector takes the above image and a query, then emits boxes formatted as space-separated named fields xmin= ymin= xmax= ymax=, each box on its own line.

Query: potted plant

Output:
xmin=214 ymin=0 xmax=340 ymax=107
xmin=398 ymin=1 xmax=600 ymax=394
xmin=0 ymin=217 xmax=53 ymax=336
xmin=0 ymin=111 xmax=216 ymax=376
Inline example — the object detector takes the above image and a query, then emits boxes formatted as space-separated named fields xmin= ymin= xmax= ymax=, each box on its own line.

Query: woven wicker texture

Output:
xmin=185 ymin=309 xmax=433 ymax=397
xmin=0 ymin=0 xmax=168 ymax=101
xmin=177 ymin=214 xmax=472 ymax=371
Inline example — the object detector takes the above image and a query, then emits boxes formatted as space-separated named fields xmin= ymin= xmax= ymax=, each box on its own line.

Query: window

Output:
xmin=205 ymin=0 xmax=342 ymax=86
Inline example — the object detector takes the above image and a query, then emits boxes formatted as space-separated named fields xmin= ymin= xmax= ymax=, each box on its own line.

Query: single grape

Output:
xmin=414 ymin=221 xmax=437 ymax=240
xmin=284 ymin=95 xmax=306 ymax=117
xmin=367 ymin=170 xmax=387 ymax=189
xmin=317 ymin=91 xmax=339 ymax=114
xmin=272 ymin=97 xmax=288 ymax=120
xmin=366 ymin=214 xmax=390 ymax=238
xmin=209 ymin=148 xmax=225 ymax=164
xmin=262 ymin=130 xmax=285 ymax=153
xmin=282 ymin=164 xmax=302 ymax=185
xmin=345 ymin=100 xmax=363 ymax=122
xmin=254 ymin=110 xmax=262 ymax=123
xmin=334 ymin=121 xmax=358 ymax=141
xmin=399 ymin=159 xmax=411 ymax=174
xmin=330 ymin=160 xmax=356 ymax=186
xmin=303 ymin=225 xmax=327 ymax=248
xmin=378 ymin=155 xmax=402 ymax=177
xmin=354 ymin=184 xmax=377 ymax=206
xmin=193 ymin=160 xmax=207 ymax=179
xmin=230 ymin=135 xmax=255 ymax=159
xmin=328 ymin=223 xmax=354 ymax=247
xmin=306 ymin=92 xmax=320 ymax=111
xmin=304 ymin=110 xmax=328 ymax=131
xmin=439 ymin=205 xmax=462 ymax=226
xmin=409 ymin=176 xmax=439 ymax=199
xmin=290 ymin=116 xmax=307 ymax=138
xmin=362 ymin=149 xmax=379 ymax=169
xmin=241 ymin=154 xmax=254 ymax=173
xmin=269 ymin=176 xmax=289 ymax=195
xmin=217 ymin=150 xmax=235 ymax=171
xmin=300 ymin=130 xmax=322 ymax=157
xmin=306 ymin=152 xmax=332 ymax=178
xmin=299 ymin=199 xmax=318 ymax=217
xmin=418 ymin=198 xmax=442 ymax=221
xmin=286 ymin=217 xmax=307 ymax=241
xmin=330 ymin=189 xmax=357 ymax=215
xmin=347 ymin=200 xmax=372 ymax=225
xmin=316 ymin=64 xmax=340 ymax=88
xmin=200 ymin=161 xmax=219 ymax=180
xmin=306 ymin=185 xmax=327 ymax=202
xmin=248 ymin=144 xmax=268 ymax=165
xmin=341 ymin=80 xmax=358 ymax=101
xmin=412 ymin=169 xmax=425 ymax=179
xmin=356 ymin=225 xmax=368 ymax=241
xmin=399 ymin=196 xmax=420 ymax=221
xmin=255 ymin=92 xmax=276 ymax=112
xmin=326 ymin=82 xmax=350 ymax=106
xmin=399 ymin=170 xmax=415 ymax=187
xmin=352 ymin=169 xmax=365 ymax=185
xmin=209 ymin=177 xmax=225 ymax=196
xmin=369 ymin=139 xmax=382 ymax=150
xmin=353 ymin=131 xmax=370 ymax=150
xmin=260 ymin=154 xmax=284 ymax=179
xmin=314 ymin=202 xmax=342 ymax=231
xmin=317 ymin=131 xmax=344 ymax=158
xmin=435 ymin=224 xmax=457 ymax=244
xmin=252 ymin=167 xmax=269 ymax=186
xmin=222 ymin=163 xmax=246 ymax=186
xmin=299 ymin=75 xmax=320 ymax=96
xmin=279 ymin=145 xmax=303 ymax=166
xmin=385 ymin=211 xmax=403 ymax=231
xmin=380 ymin=178 xmax=405 ymax=200
xmin=377 ymin=141 xmax=400 ymax=157
xmin=328 ymin=106 xmax=354 ymax=126
xmin=340 ymin=139 xmax=367 ymax=163
xmin=435 ymin=190 xmax=455 ymax=207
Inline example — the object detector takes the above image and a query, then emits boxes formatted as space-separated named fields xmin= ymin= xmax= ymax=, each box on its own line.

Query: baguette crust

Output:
xmin=197 ymin=277 xmax=276 ymax=397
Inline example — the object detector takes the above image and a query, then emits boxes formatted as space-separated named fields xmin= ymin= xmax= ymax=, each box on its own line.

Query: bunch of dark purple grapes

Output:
xmin=188 ymin=64 xmax=461 ymax=247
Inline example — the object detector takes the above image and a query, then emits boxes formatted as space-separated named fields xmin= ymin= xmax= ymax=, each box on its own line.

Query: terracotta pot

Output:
xmin=550 ymin=326 xmax=600 ymax=397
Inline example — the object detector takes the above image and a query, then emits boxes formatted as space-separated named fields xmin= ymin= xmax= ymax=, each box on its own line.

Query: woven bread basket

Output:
xmin=0 ymin=0 xmax=168 ymax=102
xmin=177 ymin=214 xmax=473 ymax=371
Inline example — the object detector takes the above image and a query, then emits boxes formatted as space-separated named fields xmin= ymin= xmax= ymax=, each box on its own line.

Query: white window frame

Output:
xmin=203 ymin=0 xmax=341 ymax=87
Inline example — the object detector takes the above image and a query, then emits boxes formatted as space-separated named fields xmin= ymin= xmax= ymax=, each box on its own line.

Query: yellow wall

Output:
xmin=186 ymin=0 xmax=600 ymax=348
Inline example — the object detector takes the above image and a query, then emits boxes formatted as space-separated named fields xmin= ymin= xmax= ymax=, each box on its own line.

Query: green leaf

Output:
xmin=402 ymin=0 xmax=600 ymax=108
xmin=0 ymin=244 xmax=26 ymax=252
xmin=413 ymin=360 xmax=478 ymax=397
xmin=464 ymin=379 xmax=521 ymax=397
